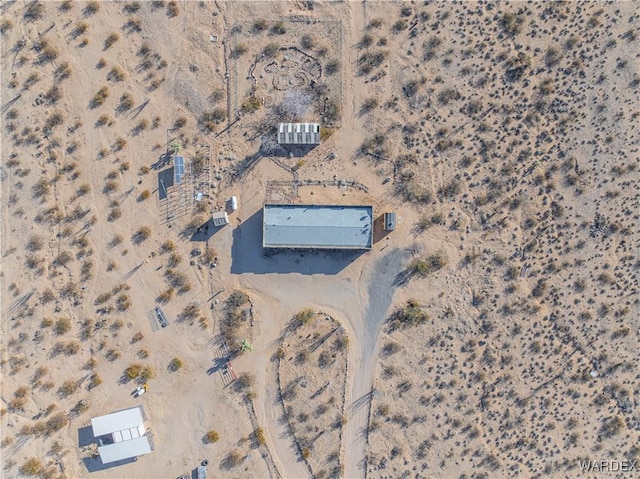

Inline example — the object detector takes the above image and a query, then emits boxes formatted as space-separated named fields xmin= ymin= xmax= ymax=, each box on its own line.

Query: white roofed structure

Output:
xmin=90 ymin=406 xmax=152 ymax=464
xmin=212 ymin=211 xmax=229 ymax=226
xmin=263 ymin=204 xmax=373 ymax=250
xmin=278 ymin=123 xmax=320 ymax=145
xmin=98 ymin=437 xmax=152 ymax=464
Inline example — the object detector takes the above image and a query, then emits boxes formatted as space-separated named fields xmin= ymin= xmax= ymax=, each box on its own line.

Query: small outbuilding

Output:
xmin=277 ymin=123 xmax=320 ymax=145
xmin=384 ymin=212 xmax=396 ymax=231
xmin=212 ymin=211 xmax=229 ymax=227
xmin=90 ymin=406 xmax=152 ymax=464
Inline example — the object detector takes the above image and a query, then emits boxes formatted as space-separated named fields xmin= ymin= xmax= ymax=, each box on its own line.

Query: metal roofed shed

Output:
xmin=212 ymin=211 xmax=229 ymax=226
xmin=263 ymin=204 xmax=373 ymax=250
xmin=384 ymin=212 xmax=396 ymax=231
xmin=277 ymin=123 xmax=320 ymax=145
xmin=90 ymin=406 xmax=152 ymax=464
xmin=98 ymin=436 xmax=152 ymax=464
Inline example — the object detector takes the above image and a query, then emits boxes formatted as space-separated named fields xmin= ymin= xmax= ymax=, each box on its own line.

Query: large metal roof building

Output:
xmin=91 ymin=406 xmax=152 ymax=464
xmin=263 ymin=204 xmax=373 ymax=250
xmin=277 ymin=123 xmax=320 ymax=145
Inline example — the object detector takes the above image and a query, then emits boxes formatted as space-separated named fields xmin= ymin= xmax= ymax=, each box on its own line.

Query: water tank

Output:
xmin=230 ymin=196 xmax=238 ymax=211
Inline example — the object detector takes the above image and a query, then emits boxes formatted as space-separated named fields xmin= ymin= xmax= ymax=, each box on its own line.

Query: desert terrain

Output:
xmin=1 ymin=1 xmax=638 ymax=479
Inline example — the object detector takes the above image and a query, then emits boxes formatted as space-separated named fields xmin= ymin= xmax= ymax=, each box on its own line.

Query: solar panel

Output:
xmin=173 ymin=156 xmax=185 ymax=184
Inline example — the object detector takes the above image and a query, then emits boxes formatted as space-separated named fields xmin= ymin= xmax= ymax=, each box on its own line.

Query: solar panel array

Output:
xmin=173 ymin=156 xmax=185 ymax=184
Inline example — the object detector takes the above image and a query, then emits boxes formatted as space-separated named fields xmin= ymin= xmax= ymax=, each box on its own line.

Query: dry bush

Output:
xmin=294 ymin=308 xmax=314 ymax=328
xmin=168 ymin=358 xmax=183 ymax=371
xmin=0 ymin=17 xmax=13 ymax=34
xmin=132 ymin=226 xmax=151 ymax=244
xmin=124 ymin=364 xmax=142 ymax=380
xmin=91 ymin=86 xmax=109 ymax=107
xmin=26 ymin=235 xmax=44 ymax=252
xmin=160 ymin=240 xmax=176 ymax=253
xmin=199 ymin=109 xmax=226 ymax=132
xmin=45 ymin=412 xmax=68 ymax=434
xmin=53 ymin=317 xmax=72 ymax=335
xmin=32 ymin=178 xmax=50 ymax=199
xmin=204 ymin=430 xmax=219 ymax=444
xmin=388 ymin=299 xmax=429 ymax=329
xmin=116 ymin=294 xmax=131 ymax=311
xmin=104 ymin=32 xmax=119 ymax=49
xmin=117 ymin=93 xmax=134 ymax=112
xmin=24 ymin=1 xmax=45 ymax=22
xmin=108 ymin=65 xmax=126 ymax=82
xmin=88 ymin=374 xmax=102 ymax=390
xmin=58 ymin=380 xmax=78 ymax=398
xmin=167 ymin=0 xmax=179 ymax=17
xmin=83 ymin=1 xmax=100 ymax=16
xmin=19 ymin=457 xmax=43 ymax=476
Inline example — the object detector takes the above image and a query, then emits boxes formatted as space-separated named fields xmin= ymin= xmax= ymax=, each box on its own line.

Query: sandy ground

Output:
xmin=1 ymin=1 xmax=639 ymax=479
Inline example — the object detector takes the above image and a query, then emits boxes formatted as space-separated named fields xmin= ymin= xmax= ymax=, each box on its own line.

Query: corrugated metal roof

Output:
xmin=98 ymin=436 xmax=151 ymax=463
xmin=263 ymin=204 xmax=372 ymax=249
xmin=91 ymin=407 xmax=144 ymax=437
xmin=277 ymin=123 xmax=320 ymax=145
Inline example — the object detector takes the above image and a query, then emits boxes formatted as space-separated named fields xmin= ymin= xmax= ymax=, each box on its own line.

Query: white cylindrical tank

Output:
xmin=230 ymin=196 xmax=238 ymax=211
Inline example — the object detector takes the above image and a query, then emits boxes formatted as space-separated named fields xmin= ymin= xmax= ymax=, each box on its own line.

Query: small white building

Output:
xmin=212 ymin=211 xmax=229 ymax=227
xmin=91 ymin=406 xmax=152 ymax=464
xmin=277 ymin=123 xmax=320 ymax=145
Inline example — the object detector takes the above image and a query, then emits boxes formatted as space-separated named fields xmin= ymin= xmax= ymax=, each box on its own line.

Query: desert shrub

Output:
xmin=199 ymin=109 xmax=226 ymax=132
xmin=104 ymin=32 xmax=119 ymax=49
xmin=116 ymin=294 xmax=131 ymax=311
xmin=358 ymin=50 xmax=387 ymax=75
xmin=204 ymin=430 xmax=219 ymax=444
xmin=241 ymin=95 xmax=262 ymax=113
xmin=131 ymin=331 xmax=143 ymax=343
xmin=167 ymin=0 xmax=179 ymax=17
xmin=252 ymin=19 xmax=268 ymax=33
xmin=227 ymin=290 xmax=249 ymax=309
xmin=408 ymin=253 xmax=448 ymax=276
xmin=20 ymin=457 xmax=43 ymax=476
xmin=132 ymin=226 xmax=151 ymax=244
xmin=168 ymin=358 xmax=183 ymax=371
xmin=361 ymin=97 xmax=378 ymax=114
xmin=24 ymin=1 xmax=45 ymax=21
xmin=139 ymin=366 xmax=154 ymax=381
xmin=325 ymin=59 xmax=340 ymax=75
xmin=118 ymin=93 xmax=134 ymax=112
xmin=91 ymin=86 xmax=109 ymax=107
xmin=108 ymin=65 xmax=126 ymax=82
xmin=124 ymin=364 xmax=142 ymax=380
xmin=263 ymin=43 xmax=279 ymax=58
xmin=160 ymin=240 xmax=176 ymax=253
xmin=388 ymin=299 xmax=429 ymax=329
xmin=231 ymin=43 xmax=248 ymax=58
xmin=270 ymin=21 xmax=286 ymax=35
xmin=45 ymin=412 xmax=68 ymax=434
xmin=83 ymin=1 xmax=100 ymax=15
xmin=293 ymin=308 xmax=314 ymax=328
xmin=58 ymin=380 xmax=78 ymax=398
xmin=392 ymin=19 xmax=408 ymax=32
xmin=64 ymin=341 xmax=80 ymax=355
xmin=26 ymin=235 xmax=44 ymax=252
xmin=0 ymin=17 xmax=13 ymax=34
xmin=53 ymin=317 xmax=72 ymax=335
xmin=500 ymin=12 xmax=524 ymax=37
xmin=32 ymin=178 xmax=50 ymax=199
xmin=301 ymin=34 xmax=315 ymax=49
xmin=254 ymin=427 xmax=266 ymax=446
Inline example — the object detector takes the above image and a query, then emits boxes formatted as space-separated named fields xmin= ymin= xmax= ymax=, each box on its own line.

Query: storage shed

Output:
xmin=277 ymin=123 xmax=321 ymax=145
xmin=212 ymin=211 xmax=229 ymax=227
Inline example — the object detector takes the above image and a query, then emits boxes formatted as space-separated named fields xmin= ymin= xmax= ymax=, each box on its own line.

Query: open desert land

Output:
xmin=1 ymin=1 xmax=639 ymax=479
